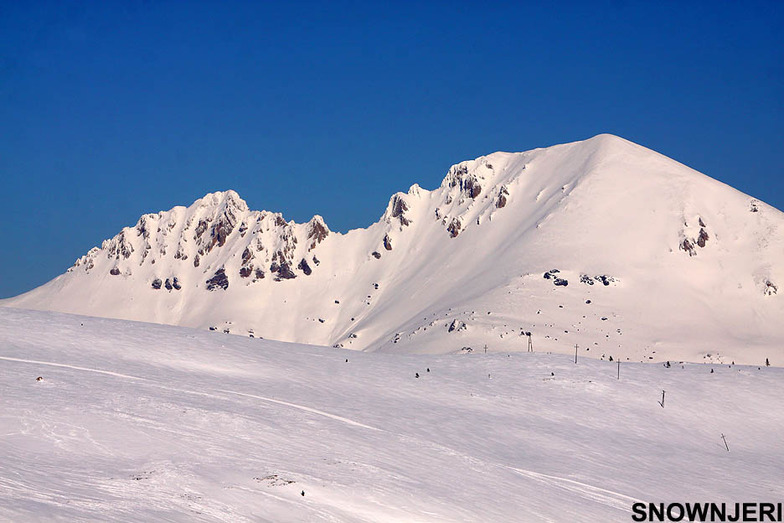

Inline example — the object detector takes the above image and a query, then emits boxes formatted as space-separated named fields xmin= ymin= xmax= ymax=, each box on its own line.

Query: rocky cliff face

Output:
xmin=5 ymin=135 xmax=784 ymax=365
xmin=73 ymin=190 xmax=331 ymax=292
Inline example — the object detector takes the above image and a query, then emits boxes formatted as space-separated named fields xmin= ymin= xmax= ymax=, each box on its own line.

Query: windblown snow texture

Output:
xmin=1 ymin=308 xmax=782 ymax=521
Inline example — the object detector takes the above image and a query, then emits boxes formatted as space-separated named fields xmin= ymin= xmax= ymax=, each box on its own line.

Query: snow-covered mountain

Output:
xmin=4 ymin=134 xmax=783 ymax=364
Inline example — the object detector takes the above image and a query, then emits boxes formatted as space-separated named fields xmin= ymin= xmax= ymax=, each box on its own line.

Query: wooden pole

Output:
xmin=617 ymin=360 xmax=620 ymax=380
xmin=721 ymin=433 xmax=730 ymax=452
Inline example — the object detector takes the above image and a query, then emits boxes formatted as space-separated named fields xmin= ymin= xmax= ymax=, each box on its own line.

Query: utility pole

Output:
xmin=574 ymin=344 xmax=578 ymax=364
xmin=721 ymin=433 xmax=730 ymax=452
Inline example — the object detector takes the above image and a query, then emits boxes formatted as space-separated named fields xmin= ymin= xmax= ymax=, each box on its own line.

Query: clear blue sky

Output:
xmin=1 ymin=0 xmax=782 ymax=298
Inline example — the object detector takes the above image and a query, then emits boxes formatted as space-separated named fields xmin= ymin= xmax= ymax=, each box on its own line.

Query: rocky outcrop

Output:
xmin=192 ymin=192 xmax=247 ymax=258
xmin=680 ymin=238 xmax=696 ymax=257
xmin=136 ymin=215 xmax=153 ymax=240
xmin=497 ymin=186 xmax=509 ymax=208
xmin=680 ymin=217 xmax=710 ymax=256
xmin=173 ymin=244 xmax=187 ymax=260
xmin=594 ymin=275 xmax=616 ymax=286
xmin=206 ymin=211 xmax=236 ymax=252
xmin=306 ymin=216 xmax=330 ymax=250
xmin=206 ymin=268 xmax=229 ymax=291
xmin=240 ymin=247 xmax=254 ymax=278
xmin=578 ymin=273 xmax=617 ymax=286
xmin=297 ymin=258 xmax=312 ymax=276
xmin=544 ymin=269 xmax=568 ymax=286
xmin=162 ymin=278 xmax=182 ymax=291
xmin=447 ymin=218 xmax=462 ymax=238
xmin=446 ymin=163 xmax=483 ymax=199
xmin=168 ymin=277 xmax=181 ymax=290
xmin=697 ymin=228 xmax=709 ymax=248
xmin=465 ymin=176 xmax=482 ymax=199
xmin=390 ymin=195 xmax=411 ymax=227
xmin=105 ymin=231 xmax=134 ymax=260
xmin=194 ymin=220 xmax=209 ymax=243
xmin=383 ymin=234 xmax=393 ymax=251
xmin=269 ymin=249 xmax=297 ymax=280
xmin=448 ymin=319 xmax=467 ymax=332
xmin=242 ymin=247 xmax=253 ymax=264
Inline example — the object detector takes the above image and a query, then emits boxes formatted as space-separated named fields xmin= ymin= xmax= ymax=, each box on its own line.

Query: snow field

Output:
xmin=1 ymin=307 xmax=783 ymax=521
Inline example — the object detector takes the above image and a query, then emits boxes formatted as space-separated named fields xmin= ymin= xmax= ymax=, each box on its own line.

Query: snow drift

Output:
xmin=1 ymin=307 xmax=782 ymax=521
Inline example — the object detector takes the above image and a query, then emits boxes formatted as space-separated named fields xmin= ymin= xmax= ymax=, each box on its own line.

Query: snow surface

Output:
xmin=2 ymin=307 xmax=783 ymax=521
xmin=3 ymin=134 xmax=784 ymax=365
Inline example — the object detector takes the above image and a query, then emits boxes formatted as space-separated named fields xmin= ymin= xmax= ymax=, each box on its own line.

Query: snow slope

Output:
xmin=4 ymin=134 xmax=783 ymax=365
xmin=1 ymin=307 xmax=782 ymax=521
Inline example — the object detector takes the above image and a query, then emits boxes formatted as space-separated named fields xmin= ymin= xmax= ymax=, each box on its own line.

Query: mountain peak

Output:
xmin=5 ymin=136 xmax=783 ymax=365
xmin=194 ymin=189 xmax=249 ymax=213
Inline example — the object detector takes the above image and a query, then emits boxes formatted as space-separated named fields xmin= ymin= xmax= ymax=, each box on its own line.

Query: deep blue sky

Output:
xmin=1 ymin=1 xmax=782 ymax=298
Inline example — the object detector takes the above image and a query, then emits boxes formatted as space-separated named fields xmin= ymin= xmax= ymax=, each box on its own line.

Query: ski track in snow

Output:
xmin=215 ymin=390 xmax=381 ymax=431
xmin=394 ymin=431 xmax=641 ymax=515
xmin=4 ymin=307 xmax=783 ymax=522
xmin=0 ymin=354 xmax=638 ymax=517
xmin=0 ymin=355 xmax=381 ymax=433
xmin=509 ymin=467 xmax=644 ymax=513
xmin=0 ymin=356 xmax=145 ymax=381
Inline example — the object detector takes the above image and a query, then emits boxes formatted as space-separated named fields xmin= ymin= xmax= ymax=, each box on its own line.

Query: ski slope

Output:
xmin=2 ymin=307 xmax=782 ymax=521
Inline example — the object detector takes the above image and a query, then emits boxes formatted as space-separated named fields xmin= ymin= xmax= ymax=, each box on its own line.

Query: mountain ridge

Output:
xmin=4 ymin=134 xmax=783 ymax=365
